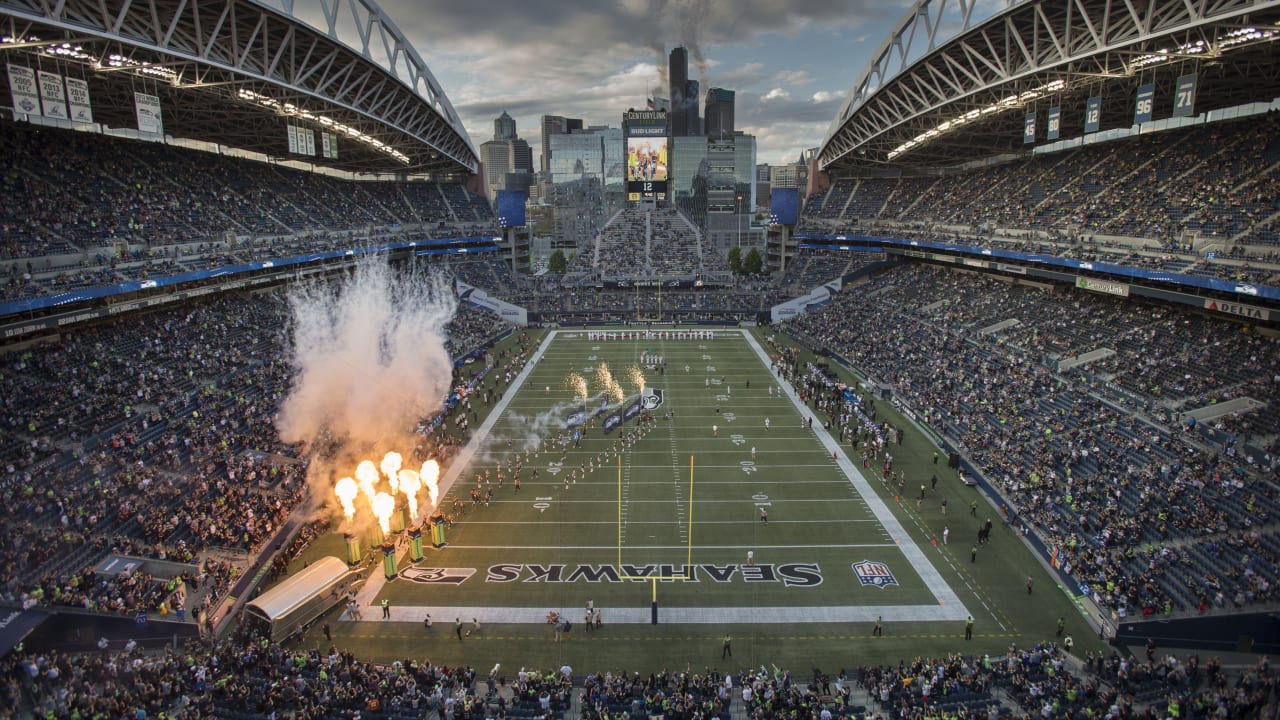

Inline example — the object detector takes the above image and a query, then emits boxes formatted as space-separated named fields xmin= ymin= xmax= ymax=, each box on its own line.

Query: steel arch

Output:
xmin=0 ymin=0 xmax=478 ymax=174
xmin=821 ymin=0 xmax=1280 ymax=169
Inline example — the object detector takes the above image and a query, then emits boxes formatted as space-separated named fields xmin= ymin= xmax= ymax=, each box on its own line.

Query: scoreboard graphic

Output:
xmin=623 ymin=110 xmax=669 ymax=202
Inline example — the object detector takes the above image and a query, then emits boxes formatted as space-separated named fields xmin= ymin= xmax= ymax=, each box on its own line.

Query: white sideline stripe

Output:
xmin=358 ymin=605 xmax=960 ymax=625
xmin=739 ymin=329 xmax=970 ymax=619
xmin=449 ymin=519 xmax=882 ymax=525
xmin=464 ymin=498 xmax=866 ymax=504
xmin=437 ymin=543 xmax=896 ymax=550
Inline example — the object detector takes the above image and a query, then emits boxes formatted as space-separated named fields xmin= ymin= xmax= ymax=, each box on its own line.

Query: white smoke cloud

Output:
xmin=276 ymin=255 xmax=457 ymax=454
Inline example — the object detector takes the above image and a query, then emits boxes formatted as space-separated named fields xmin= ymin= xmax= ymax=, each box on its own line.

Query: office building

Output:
xmin=480 ymin=112 xmax=535 ymax=203
xmin=671 ymin=132 xmax=756 ymax=248
xmin=704 ymin=87 xmax=735 ymax=138
xmin=668 ymin=47 xmax=689 ymax=137
xmin=548 ymin=125 xmax=625 ymax=246
xmin=540 ymin=114 xmax=583 ymax=173
xmin=494 ymin=111 xmax=517 ymax=141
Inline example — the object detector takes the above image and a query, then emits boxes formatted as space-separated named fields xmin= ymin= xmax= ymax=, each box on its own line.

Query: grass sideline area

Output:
xmin=281 ymin=326 xmax=1105 ymax=672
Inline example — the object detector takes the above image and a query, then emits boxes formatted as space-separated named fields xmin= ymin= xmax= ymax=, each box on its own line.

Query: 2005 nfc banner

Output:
xmin=7 ymin=65 xmax=40 ymax=116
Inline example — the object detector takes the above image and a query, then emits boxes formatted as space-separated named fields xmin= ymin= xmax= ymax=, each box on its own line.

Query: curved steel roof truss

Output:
xmin=0 ymin=0 xmax=477 ymax=174
xmin=822 ymin=0 xmax=1280 ymax=169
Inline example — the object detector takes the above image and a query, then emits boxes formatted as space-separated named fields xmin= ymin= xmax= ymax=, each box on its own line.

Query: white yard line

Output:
xmin=739 ymin=329 xmax=969 ymax=620
xmin=357 ymin=329 xmax=970 ymax=624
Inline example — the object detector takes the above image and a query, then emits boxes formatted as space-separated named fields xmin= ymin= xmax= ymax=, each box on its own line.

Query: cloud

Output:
xmin=762 ymin=87 xmax=791 ymax=101
xmin=370 ymin=0 xmax=898 ymax=166
xmin=773 ymin=69 xmax=814 ymax=86
xmin=810 ymin=90 xmax=839 ymax=103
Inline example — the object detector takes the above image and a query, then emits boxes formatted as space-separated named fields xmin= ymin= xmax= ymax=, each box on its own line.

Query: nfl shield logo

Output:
xmin=852 ymin=560 xmax=898 ymax=588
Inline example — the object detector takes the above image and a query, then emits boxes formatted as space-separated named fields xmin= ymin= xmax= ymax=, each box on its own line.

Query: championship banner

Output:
xmin=327 ymin=132 xmax=338 ymax=159
xmin=37 ymin=70 xmax=67 ymax=120
xmin=134 ymin=92 xmax=163 ymax=134
xmin=6 ymin=65 xmax=39 ymax=116
xmin=302 ymin=128 xmax=315 ymax=156
xmin=321 ymin=131 xmax=331 ymax=159
xmin=287 ymin=125 xmax=299 ymax=154
xmin=64 ymin=77 xmax=92 ymax=123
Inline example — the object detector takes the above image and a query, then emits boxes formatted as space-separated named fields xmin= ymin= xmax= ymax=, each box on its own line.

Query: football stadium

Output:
xmin=1 ymin=0 xmax=1279 ymax=718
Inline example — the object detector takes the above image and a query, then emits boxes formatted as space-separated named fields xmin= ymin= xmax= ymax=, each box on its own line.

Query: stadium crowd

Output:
xmin=2 ymin=633 xmax=1276 ymax=719
xmin=780 ymin=264 xmax=1280 ymax=621
xmin=797 ymin=114 xmax=1280 ymax=287
xmin=0 ymin=121 xmax=497 ymax=301
xmin=0 ymin=282 xmax=513 ymax=624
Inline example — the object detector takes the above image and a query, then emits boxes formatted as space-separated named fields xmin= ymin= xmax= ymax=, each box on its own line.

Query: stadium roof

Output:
xmin=0 ymin=0 xmax=478 ymax=175
xmin=820 ymin=0 xmax=1280 ymax=171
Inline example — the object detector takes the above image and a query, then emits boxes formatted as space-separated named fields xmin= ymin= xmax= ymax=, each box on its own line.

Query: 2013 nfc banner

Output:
xmin=37 ymin=70 xmax=68 ymax=120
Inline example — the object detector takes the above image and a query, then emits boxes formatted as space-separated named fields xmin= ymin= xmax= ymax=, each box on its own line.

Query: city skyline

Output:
xmin=373 ymin=0 xmax=1010 ymax=168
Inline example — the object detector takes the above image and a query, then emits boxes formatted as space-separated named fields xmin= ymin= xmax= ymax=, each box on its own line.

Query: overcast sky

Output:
xmin=356 ymin=0 xmax=1010 ymax=167
xmin=364 ymin=0 xmax=873 ymax=166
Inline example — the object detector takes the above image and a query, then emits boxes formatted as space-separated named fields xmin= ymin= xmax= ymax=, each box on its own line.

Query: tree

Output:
xmin=549 ymin=249 xmax=567 ymax=274
xmin=743 ymin=247 xmax=764 ymax=274
xmin=726 ymin=246 xmax=742 ymax=273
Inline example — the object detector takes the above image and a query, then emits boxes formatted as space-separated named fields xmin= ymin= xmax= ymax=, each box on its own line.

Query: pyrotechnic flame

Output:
xmin=627 ymin=366 xmax=646 ymax=394
xmin=381 ymin=451 xmax=402 ymax=493
xmin=398 ymin=469 xmax=421 ymax=523
xmin=565 ymin=372 xmax=589 ymax=401
xmin=372 ymin=492 xmax=395 ymax=536
xmin=334 ymin=477 xmax=358 ymax=520
xmin=596 ymin=363 xmax=625 ymax=404
xmin=355 ymin=460 xmax=379 ymax=503
xmin=420 ymin=459 xmax=441 ymax=512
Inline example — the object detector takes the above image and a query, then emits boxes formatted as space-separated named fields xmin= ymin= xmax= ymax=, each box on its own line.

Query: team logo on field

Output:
xmin=641 ymin=388 xmax=665 ymax=410
xmin=852 ymin=560 xmax=898 ymax=588
xmin=400 ymin=567 xmax=476 ymax=585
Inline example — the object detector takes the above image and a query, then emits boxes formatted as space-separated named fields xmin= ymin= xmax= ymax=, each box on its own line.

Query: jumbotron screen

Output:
xmin=623 ymin=110 xmax=668 ymax=201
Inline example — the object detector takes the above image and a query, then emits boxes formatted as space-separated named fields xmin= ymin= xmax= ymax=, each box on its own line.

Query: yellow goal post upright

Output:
xmin=616 ymin=454 xmax=694 ymax=623
xmin=634 ymin=281 xmax=663 ymax=322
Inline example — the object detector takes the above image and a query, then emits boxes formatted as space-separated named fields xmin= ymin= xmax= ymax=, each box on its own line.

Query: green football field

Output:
xmin=289 ymin=327 xmax=1104 ymax=670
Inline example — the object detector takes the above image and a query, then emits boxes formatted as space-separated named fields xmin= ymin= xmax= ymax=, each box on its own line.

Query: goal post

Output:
xmin=616 ymin=454 xmax=695 ymax=623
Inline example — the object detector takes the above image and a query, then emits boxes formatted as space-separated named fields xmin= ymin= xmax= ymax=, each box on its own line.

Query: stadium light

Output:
xmin=235 ymin=88 xmax=411 ymax=164
xmin=97 ymin=54 xmax=177 ymax=80
xmin=887 ymin=78 xmax=1069 ymax=160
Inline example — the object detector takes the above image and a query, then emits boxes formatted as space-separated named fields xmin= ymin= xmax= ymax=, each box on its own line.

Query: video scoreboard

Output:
xmin=623 ymin=110 xmax=669 ymax=202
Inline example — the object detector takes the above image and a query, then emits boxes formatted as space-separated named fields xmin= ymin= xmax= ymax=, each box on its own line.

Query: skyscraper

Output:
xmin=704 ymin=87 xmax=735 ymax=138
xmin=481 ymin=112 xmax=534 ymax=203
xmin=684 ymin=79 xmax=701 ymax=136
xmin=540 ymin=115 xmax=583 ymax=173
xmin=494 ymin=111 xmax=517 ymax=141
xmin=668 ymin=47 xmax=689 ymax=137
